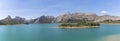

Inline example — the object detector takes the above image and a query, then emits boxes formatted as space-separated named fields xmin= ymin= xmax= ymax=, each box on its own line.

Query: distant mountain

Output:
xmin=0 ymin=12 xmax=120 ymax=25
xmin=95 ymin=15 xmax=120 ymax=22
xmin=53 ymin=12 xmax=98 ymax=23
xmin=53 ymin=12 xmax=120 ymax=23
xmin=0 ymin=15 xmax=26 ymax=25
xmin=14 ymin=16 xmax=26 ymax=24
xmin=33 ymin=16 xmax=55 ymax=23
xmin=53 ymin=12 xmax=72 ymax=23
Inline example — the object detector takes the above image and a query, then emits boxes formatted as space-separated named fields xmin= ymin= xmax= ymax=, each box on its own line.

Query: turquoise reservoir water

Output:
xmin=0 ymin=24 xmax=120 ymax=41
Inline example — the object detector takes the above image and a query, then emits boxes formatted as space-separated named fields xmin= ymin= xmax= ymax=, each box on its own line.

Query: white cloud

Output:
xmin=101 ymin=10 xmax=107 ymax=14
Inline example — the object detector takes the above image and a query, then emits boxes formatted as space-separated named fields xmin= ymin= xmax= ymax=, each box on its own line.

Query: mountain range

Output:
xmin=0 ymin=12 xmax=120 ymax=25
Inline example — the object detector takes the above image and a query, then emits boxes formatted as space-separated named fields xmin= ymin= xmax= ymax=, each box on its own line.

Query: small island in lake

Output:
xmin=59 ymin=22 xmax=100 ymax=28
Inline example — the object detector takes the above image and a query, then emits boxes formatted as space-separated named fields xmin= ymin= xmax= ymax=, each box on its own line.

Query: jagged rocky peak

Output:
xmin=2 ymin=15 xmax=13 ymax=22
xmin=64 ymin=12 xmax=72 ymax=17
xmin=14 ymin=16 xmax=25 ymax=20
xmin=14 ymin=16 xmax=26 ymax=21
xmin=5 ymin=15 xmax=12 ymax=19
xmin=1 ymin=11 xmax=120 ymax=24
xmin=53 ymin=12 xmax=72 ymax=23
xmin=62 ymin=12 xmax=72 ymax=17
xmin=54 ymin=12 xmax=100 ymax=23
xmin=33 ymin=15 xmax=55 ymax=24
xmin=55 ymin=12 xmax=72 ymax=22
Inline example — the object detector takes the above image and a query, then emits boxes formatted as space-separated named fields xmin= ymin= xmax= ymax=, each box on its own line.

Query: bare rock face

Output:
xmin=2 ymin=15 xmax=12 ymax=22
xmin=94 ymin=15 xmax=120 ymax=22
xmin=0 ymin=15 xmax=13 ymax=25
xmin=53 ymin=12 xmax=72 ymax=23
xmin=33 ymin=16 xmax=54 ymax=24
xmin=84 ymin=12 xmax=98 ymax=21
xmin=27 ymin=19 xmax=35 ymax=24
xmin=0 ymin=15 xmax=55 ymax=24
xmin=13 ymin=16 xmax=26 ymax=23
xmin=53 ymin=12 xmax=98 ymax=23
xmin=53 ymin=12 xmax=120 ymax=23
xmin=0 ymin=15 xmax=27 ymax=25
xmin=1 ymin=12 xmax=120 ymax=24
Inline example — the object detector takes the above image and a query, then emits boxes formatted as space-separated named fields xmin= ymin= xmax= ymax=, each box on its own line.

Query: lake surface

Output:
xmin=0 ymin=24 xmax=120 ymax=41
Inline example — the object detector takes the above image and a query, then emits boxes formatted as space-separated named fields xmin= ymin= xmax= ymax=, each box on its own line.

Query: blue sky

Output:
xmin=0 ymin=0 xmax=120 ymax=19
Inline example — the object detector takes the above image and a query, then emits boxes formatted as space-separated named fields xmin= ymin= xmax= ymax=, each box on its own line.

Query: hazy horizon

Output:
xmin=0 ymin=0 xmax=120 ymax=19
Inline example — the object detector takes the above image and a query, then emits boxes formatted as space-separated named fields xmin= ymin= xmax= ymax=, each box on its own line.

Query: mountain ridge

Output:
xmin=0 ymin=12 xmax=120 ymax=25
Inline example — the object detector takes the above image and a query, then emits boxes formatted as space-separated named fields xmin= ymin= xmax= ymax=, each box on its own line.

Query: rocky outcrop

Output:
xmin=0 ymin=15 xmax=26 ymax=25
xmin=0 ymin=15 xmax=55 ymax=24
xmin=53 ymin=12 xmax=98 ymax=23
xmin=33 ymin=16 xmax=54 ymax=24
xmin=95 ymin=15 xmax=120 ymax=22
xmin=0 ymin=15 xmax=13 ymax=25
xmin=53 ymin=12 xmax=120 ymax=23
xmin=53 ymin=12 xmax=71 ymax=23
xmin=13 ymin=16 xmax=26 ymax=23
xmin=0 ymin=12 xmax=120 ymax=25
xmin=2 ymin=15 xmax=12 ymax=22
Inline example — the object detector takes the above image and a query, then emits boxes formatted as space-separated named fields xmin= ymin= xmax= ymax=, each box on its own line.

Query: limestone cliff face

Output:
xmin=53 ymin=12 xmax=98 ymax=23
xmin=53 ymin=12 xmax=120 ymax=23
xmin=53 ymin=12 xmax=72 ymax=23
